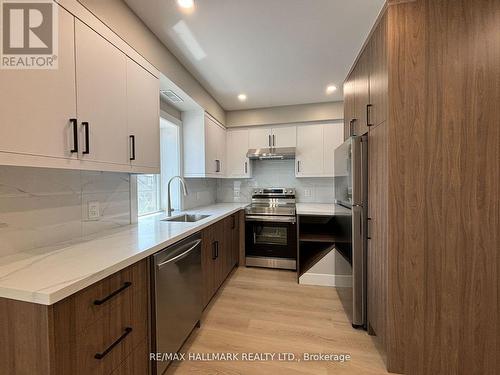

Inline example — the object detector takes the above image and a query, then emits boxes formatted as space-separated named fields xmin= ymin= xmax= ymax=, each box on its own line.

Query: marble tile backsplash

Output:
xmin=0 ymin=166 xmax=130 ymax=257
xmin=183 ymin=178 xmax=217 ymax=210
xmin=217 ymin=160 xmax=335 ymax=203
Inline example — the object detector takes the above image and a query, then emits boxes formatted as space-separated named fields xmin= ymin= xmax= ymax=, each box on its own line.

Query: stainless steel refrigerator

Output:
xmin=333 ymin=135 xmax=368 ymax=328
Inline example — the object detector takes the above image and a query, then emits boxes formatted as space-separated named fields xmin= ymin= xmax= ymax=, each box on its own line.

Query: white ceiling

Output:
xmin=124 ymin=0 xmax=385 ymax=110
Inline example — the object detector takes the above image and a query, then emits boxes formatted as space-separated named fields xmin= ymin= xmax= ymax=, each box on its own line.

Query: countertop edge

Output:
xmin=0 ymin=204 xmax=246 ymax=306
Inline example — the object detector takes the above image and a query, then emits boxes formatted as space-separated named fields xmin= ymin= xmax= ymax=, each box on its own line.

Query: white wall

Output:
xmin=226 ymin=101 xmax=343 ymax=127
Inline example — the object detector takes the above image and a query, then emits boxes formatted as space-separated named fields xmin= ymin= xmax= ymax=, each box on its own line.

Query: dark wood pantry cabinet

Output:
xmin=345 ymin=1 xmax=500 ymax=374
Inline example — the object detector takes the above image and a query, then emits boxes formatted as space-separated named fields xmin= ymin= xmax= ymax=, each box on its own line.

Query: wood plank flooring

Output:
xmin=167 ymin=267 xmax=389 ymax=375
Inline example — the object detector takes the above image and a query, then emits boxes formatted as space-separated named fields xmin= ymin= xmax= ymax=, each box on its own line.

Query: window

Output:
xmin=136 ymin=116 xmax=181 ymax=216
xmin=137 ymin=174 xmax=161 ymax=216
xmin=159 ymin=117 xmax=181 ymax=211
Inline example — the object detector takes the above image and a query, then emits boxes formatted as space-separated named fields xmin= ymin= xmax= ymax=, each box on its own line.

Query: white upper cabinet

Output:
xmin=296 ymin=124 xmax=324 ymax=177
xmin=183 ymin=112 xmax=226 ymax=178
xmin=75 ymin=19 xmax=128 ymax=166
xmin=226 ymin=129 xmax=251 ymax=178
xmin=296 ymin=123 xmax=344 ymax=177
xmin=272 ymin=126 xmax=296 ymax=148
xmin=323 ymin=123 xmax=344 ymax=177
xmin=248 ymin=127 xmax=272 ymax=149
xmin=248 ymin=126 xmax=297 ymax=149
xmin=0 ymin=6 xmax=77 ymax=160
xmin=126 ymin=59 xmax=160 ymax=172
xmin=0 ymin=3 xmax=160 ymax=173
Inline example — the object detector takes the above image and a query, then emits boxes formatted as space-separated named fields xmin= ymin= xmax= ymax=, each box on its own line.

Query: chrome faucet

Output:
xmin=167 ymin=176 xmax=188 ymax=216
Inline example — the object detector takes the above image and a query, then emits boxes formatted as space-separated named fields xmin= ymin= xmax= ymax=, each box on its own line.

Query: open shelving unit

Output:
xmin=297 ymin=214 xmax=351 ymax=277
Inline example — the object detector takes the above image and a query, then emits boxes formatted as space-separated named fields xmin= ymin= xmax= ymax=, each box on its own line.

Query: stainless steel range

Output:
xmin=245 ymin=188 xmax=297 ymax=270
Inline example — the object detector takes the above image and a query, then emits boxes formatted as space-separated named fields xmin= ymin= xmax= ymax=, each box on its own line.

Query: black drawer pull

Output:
xmin=94 ymin=327 xmax=132 ymax=360
xmin=93 ymin=281 xmax=132 ymax=306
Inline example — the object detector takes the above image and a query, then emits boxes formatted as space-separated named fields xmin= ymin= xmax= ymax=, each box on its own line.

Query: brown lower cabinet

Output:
xmin=0 ymin=259 xmax=149 ymax=375
xmin=201 ymin=212 xmax=241 ymax=308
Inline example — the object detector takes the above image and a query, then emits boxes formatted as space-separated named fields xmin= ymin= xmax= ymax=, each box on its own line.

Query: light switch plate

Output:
xmin=87 ymin=201 xmax=100 ymax=220
xmin=305 ymin=188 xmax=312 ymax=198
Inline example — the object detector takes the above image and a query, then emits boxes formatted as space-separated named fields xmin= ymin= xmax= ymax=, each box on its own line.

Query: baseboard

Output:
xmin=299 ymin=273 xmax=352 ymax=287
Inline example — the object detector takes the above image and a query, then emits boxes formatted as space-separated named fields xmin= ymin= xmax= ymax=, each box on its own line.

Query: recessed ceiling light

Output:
xmin=177 ymin=0 xmax=194 ymax=9
xmin=238 ymin=94 xmax=247 ymax=102
xmin=326 ymin=85 xmax=337 ymax=94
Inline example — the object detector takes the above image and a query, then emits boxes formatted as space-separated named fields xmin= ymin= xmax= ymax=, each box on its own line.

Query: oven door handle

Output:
xmin=245 ymin=215 xmax=296 ymax=223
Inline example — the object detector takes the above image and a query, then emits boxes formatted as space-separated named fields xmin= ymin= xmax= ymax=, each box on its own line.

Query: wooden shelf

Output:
xmin=299 ymin=233 xmax=336 ymax=243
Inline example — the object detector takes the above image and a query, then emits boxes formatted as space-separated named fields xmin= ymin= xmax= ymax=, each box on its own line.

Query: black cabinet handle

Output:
xmin=70 ymin=118 xmax=78 ymax=153
xmin=94 ymin=327 xmax=132 ymax=360
xmin=93 ymin=281 xmax=132 ymax=306
xmin=215 ymin=241 xmax=219 ymax=258
xmin=297 ymin=160 xmax=301 ymax=173
xmin=272 ymin=134 xmax=276 ymax=147
xmin=212 ymin=241 xmax=217 ymax=260
xmin=349 ymin=118 xmax=357 ymax=137
xmin=367 ymin=104 xmax=373 ymax=127
xmin=244 ymin=161 xmax=248 ymax=174
xmin=268 ymin=135 xmax=271 ymax=147
xmin=232 ymin=215 xmax=236 ymax=229
xmin=367 ymin=217 xmax=372 ymax=240
xmin=129 ymin=135 xmax=135 ymax=161
xmin=82 ymin=121 xmax=90 ymax=154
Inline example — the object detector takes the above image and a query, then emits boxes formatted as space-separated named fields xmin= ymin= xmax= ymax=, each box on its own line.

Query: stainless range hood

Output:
xmin=246 ymin=147 xmax=296 ymax=160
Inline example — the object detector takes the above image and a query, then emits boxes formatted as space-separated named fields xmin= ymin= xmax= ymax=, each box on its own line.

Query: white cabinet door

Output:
xmin=204 ymin=115 xmax=219 ymax=176
xmin=272 ymin=126 xmax=296 ymax=148
xmin=0 ymin=6 xmax=77 ymax=159
xmin=216 ymin=123 xmax=226 ymax=175
xmin=226 ymin=129 xmax=251 ymax=178
xmin=126 ymin=59 xmax=160 ymax=171
xmin=323 ymin=123 xmax=344 ymax=177
xmin=248 ymin=127 xmax=272 ymax=149
xmin=75 ymin=20 xmax=128 ymax=166
xmin=296 ymin=125 xmax=324 ymax=177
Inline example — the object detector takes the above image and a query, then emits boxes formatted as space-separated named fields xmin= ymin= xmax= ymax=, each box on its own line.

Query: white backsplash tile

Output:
xmin=0 ymin=166 xmax=131 ymax=257
xmin=217 ymin=160 xmax=335 ymax=203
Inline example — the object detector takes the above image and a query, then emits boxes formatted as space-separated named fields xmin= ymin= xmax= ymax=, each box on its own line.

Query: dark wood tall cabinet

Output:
xmin=345 ymin=1 xmax=500 ymax=374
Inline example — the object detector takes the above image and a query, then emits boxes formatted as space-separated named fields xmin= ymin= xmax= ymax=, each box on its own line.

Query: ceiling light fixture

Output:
xmin=177 ymin=0 xmax=194 ymax=9
xmin=238 ymin=94 xmax=247 ymax=102
xmin=326 ymin=85 xmax=337 ymax=94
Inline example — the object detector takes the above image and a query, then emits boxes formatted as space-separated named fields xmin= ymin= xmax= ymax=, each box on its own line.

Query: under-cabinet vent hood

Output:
xmin=160 ymin=89 xmax=184 ymax=103
xmin=246 ymin=147 xmax=296 ymax=160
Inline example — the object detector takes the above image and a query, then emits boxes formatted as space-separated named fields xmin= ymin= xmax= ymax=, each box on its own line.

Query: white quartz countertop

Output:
xmin=0 ymin=203 xmax=248 ymax=305
xmin=296 ymin=203 xmax=351 ymax=216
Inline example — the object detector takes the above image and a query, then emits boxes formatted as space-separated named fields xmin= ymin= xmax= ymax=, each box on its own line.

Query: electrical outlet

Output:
xmin=87 ymin=201 xmax=100 ymax=220
xmin=305 ymin=188 xmax=312 ymax=198
xmin=234 ymin=190 xmax=240 ymax=198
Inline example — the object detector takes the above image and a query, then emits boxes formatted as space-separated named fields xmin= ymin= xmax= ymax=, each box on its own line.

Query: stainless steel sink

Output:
xmin=162 ymin=214 xmax=210 ymax=223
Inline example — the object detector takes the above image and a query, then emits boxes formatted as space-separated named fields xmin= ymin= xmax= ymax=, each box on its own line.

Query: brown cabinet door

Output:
xmin=201 ymin=225 xmax=217 ymax=307
xmin=354 ymin=49 xmax=370 ymax=136
xmin=231 ymin=213 xmax=240 ymax=267
xmin=367 ymin=122 xmax=388 ymax=338
xmin=368 ymin=12 xmax=388 ymax=128
xmin=343 ymin=74 xmax=356 ymax=140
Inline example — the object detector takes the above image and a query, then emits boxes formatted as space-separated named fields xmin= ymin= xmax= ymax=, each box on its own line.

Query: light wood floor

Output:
xmin=167 ymin=267 xmax=390 ymax=375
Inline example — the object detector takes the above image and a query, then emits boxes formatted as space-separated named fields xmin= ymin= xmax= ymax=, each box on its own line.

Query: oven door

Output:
xmin=245 ymin=215 xmax=297 ymax=260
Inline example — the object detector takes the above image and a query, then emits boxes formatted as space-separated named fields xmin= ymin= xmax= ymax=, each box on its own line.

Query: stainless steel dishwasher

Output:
xmin=152 ymin=233 xmax=202 ymax=375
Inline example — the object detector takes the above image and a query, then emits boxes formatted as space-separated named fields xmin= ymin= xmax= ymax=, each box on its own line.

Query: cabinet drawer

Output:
xmin=110 ymin=339 xmax=150 ymax=375
xmin=54 ymin=260 xmax=148 ymax=335
xmin=54 ymin=288 xmax=148 ymax=375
